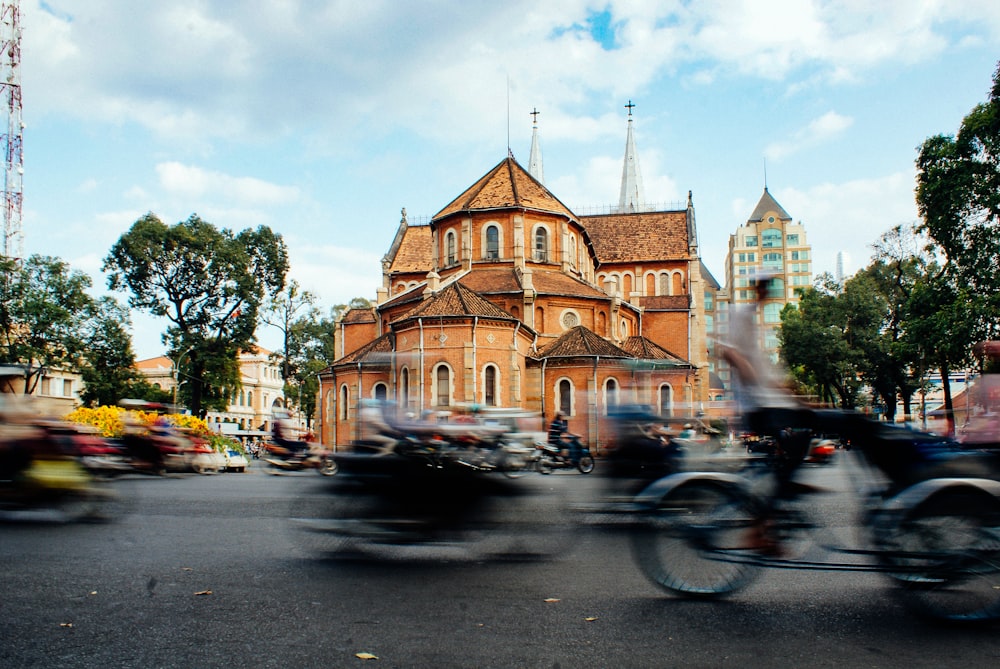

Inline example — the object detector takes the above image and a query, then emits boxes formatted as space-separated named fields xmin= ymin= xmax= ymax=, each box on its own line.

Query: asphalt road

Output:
xmin=2 ymin=455 xmax=999 ymax=669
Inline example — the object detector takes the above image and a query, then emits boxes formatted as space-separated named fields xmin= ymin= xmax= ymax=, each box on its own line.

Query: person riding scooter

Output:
xmin=547 ymin=412 xmax=584 ymax=464
xmin=272 ymin=412 xmax=308 ymax=462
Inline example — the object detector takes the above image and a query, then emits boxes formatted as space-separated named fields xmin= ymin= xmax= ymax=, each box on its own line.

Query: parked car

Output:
xmin=222 ymin=448 xmax=249 ymax=473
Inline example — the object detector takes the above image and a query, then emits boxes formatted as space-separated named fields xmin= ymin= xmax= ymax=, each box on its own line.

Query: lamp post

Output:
xmin=172 ymin=345 xmax=195 ymax=411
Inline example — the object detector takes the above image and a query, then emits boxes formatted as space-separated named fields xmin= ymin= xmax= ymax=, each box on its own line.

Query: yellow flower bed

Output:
xmin=64 ymin=406 xmax=213 ymax=439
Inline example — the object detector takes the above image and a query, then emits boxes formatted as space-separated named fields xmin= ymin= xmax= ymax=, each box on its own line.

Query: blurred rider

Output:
xmin=548 ymin=411 xmax=582 ymax=462
xmin=272 ymin=412 xmax=308 ymax=461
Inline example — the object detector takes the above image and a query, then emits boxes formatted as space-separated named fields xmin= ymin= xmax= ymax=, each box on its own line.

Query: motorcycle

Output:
xmin=535 ymin=438 xmax=595 ymax=474
xmin=263 ymin=440 xmax=338 ymax=476
xmin=628 ymin=408 xmax=1000 ymax=624
xmin=1 ymin=420 xmax=123 ymax=522
xmin=293 ymin=445 xmax=572 ymax=561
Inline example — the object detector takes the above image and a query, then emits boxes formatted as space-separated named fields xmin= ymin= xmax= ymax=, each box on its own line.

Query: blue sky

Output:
xmin=17 ymin=1 xmax=1000 ymax=358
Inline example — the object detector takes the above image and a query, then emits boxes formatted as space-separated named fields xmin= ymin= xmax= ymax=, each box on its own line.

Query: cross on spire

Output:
xmin=625 ymin=99 xmax=635 ymax=116
xmin=530 ymin=107 xmax=540 ymax=124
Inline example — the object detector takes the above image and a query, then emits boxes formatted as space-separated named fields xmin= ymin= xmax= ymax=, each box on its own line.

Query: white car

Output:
xmin=222 ymin=448 xmax=249 ymax=473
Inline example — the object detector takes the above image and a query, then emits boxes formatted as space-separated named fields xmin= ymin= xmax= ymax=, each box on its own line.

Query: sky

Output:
xmin=14 ymin=0 xmax=1000 ymax=359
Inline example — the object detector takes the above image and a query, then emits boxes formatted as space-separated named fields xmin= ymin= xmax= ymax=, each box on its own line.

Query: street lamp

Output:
xmin=172 ymin=345 xmax=195 ymax=411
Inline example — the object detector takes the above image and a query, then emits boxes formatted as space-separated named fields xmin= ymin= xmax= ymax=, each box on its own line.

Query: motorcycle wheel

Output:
xmin=536 ymin=457 xmax=553 ymax=475
xmin=318 ymin=456 xmax=338 ymax=476
xmin=577 ymin=455 xmax=595 ymax=474
xmin=883 ymin=489 xmax=1000 ymax=624
xmin=631 ymin=480 xmax=761 ymax=599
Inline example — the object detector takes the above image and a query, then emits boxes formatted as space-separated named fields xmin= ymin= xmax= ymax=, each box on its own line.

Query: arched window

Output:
xmin=247 ymin=391 xmax=253 ymax=408
xmin=672 ymin=272 xmax=684 ymax=295
xmin=604 ymin=378 xmax=619 ymax=414
xmin=240 ymin=390 xmax=245 ymax=406
xmin=435 ymin=364 xmax=451 ymax=407
xmin=762 ymin=228 xmax=783 ymax=248
xmin=558 ymin=378 xmax=573 ymax=416
xmin=645 ymin=273 xmax=656 ymax=296
xmin=658 ymin=384 xmax=673 ymax=417
xmin=535 ymin=306 xmax=545 ymax=331
xmin=485 ymin=225 xmax=499 ymax=260
xmin=373 ymin=383 xmax=387 ymax=401
xmin=766 ymin=277 xmax=785 ymax=299
xmin=483 ymin=365 xmax=498 ymax=406
xmin=400 ymin=368 xmax=409 ymax=411
xmin=569 ymin=235 xmax=578 ymax=268
xmin=533 ymin=227 xmax=548 ymax=263
xmin=339 ymin=384 xmax=349 ymax=420
xmin=445 ymin=230 xmax=457 ymax=265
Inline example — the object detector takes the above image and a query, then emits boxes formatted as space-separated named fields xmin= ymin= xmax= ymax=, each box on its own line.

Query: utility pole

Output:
xmin=1 ymin=0 xmax=23 ymax=261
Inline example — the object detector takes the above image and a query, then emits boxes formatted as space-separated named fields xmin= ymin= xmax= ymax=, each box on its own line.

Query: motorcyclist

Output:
xmin=272 ymin=412 xmax=308 ymax=461
xmin=718 ymin=271 xmax=812 ymax=555
xmin=548 ymin=412 xmax=582 ymax=463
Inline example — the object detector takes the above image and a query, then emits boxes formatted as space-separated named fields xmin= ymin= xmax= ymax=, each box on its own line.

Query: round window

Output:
xmin=561 ymin=311 xmax=579 ymax=329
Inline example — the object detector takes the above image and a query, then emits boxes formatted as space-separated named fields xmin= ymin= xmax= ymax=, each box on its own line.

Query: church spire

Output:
xmin=528 ymin=107 xmax=545 ymax=184
xmin=618 ymin=100 xmax=645 ymax=213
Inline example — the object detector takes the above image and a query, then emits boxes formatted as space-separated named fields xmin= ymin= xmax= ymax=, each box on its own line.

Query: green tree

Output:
xmin=864 ymin=224 xmax=932 ymax=421
xmin=262 ymin=279 xmax=317 ymax=386
xmin=0 ymin=255 xmax=92 ymax=394
xmin=103 ymin=213 xmax=289 ymax=417
xmin=915 ymin=59 xmax=1000 ymax=431
xmin=778 ymin=276 xmax=863 ymax=408
xmin=77 ymin=297 xmax=161 ymax=407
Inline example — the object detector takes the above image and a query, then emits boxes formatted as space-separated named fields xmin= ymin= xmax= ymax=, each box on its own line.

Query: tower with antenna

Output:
xmin=1 ymin=0 xmax=23 ymax=260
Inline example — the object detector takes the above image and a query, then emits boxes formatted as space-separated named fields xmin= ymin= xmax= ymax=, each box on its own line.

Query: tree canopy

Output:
xmin=1 ymin=255 xmax=94 ymax=394
xmin=103 ymin=213 xmax=289 ymax=417
xmin=915 ymin=59 xmax=1000 ymax=430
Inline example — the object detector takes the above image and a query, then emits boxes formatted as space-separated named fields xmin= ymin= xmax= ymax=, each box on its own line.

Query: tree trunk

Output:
xmin=940 ymin=361 xmax=955 ymax=437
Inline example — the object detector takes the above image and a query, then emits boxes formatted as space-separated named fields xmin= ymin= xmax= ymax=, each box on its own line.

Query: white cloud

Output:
xmin=775 ymin=170 xmax=918 ymax=276
xmin=25 ymin=0 xmax=1000 ymax=147
xmin=155 ymin=162 xmax=300 ymax=206
xmin=765 ymin=111 xmax=854 ymax=161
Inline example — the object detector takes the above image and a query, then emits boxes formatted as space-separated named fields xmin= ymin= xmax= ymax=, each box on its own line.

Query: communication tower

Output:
xmin=1 ymin=0 xmax=22 ymax=260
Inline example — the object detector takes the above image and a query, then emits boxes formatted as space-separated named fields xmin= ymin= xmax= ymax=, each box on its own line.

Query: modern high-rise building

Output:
xmin=835 ymin=251 xmax=852 ymax=283
xmin=716 ymin=188 xmax=812 ymax=392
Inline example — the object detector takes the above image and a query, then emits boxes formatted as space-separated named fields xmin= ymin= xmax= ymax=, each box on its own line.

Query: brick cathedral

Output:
xmin=316 ymin=108 xmax=717 ymax=450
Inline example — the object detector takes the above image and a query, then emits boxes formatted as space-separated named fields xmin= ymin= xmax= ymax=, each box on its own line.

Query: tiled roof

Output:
xmin=399 ymin=281 xmax=516 ymax=321
xmin=434 ymin=155 xmax=576 ymax=221
xmin=458 ymin=268 xmax=523 ymax=294
xmin=334 ymin=332 xmax=394 ymax=366
xmin=136 ymin=356 xmax=172 ymax=370
xmin=639 ymin=295 xmax=690 ymax=310
xmin=381 ymin=283 xmax=426 ymax=309
xmin=582 ymin=210 xmax=688 ymax=263
xmin=342 ymin=307 xmax=377 ymax=324
xmin=531 ymin=270 xmax=609 ymax=298
xmin=621 ymin=336 xmax=691 ymax=366
xmin=748 ymin=187 xmax=792 ymax=222
xmin=536 ymin=326 xmax=632 ymax=359
xmin=388 ymin=224 xmax=433 ymax=273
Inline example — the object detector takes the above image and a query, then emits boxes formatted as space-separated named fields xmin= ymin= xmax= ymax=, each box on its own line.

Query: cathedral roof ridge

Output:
xmin=621 ymin=335 xmax=692 ymax=366
xmin=398 ymin=280 xmax=517 ymax=322
xmin=535 ymin=325 xmax=632 ymax=359
xmin=432 ymin=154 xmax=576 ymax=222
xmin=331 ymin=332 xmax=393 ymax=367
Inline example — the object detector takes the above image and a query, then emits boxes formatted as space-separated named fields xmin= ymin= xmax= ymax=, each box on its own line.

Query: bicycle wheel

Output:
xmin=631 ymin=480 xmax=761 ymax=598
xmin=885 ymin=490 xmax=1000 ymax=623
